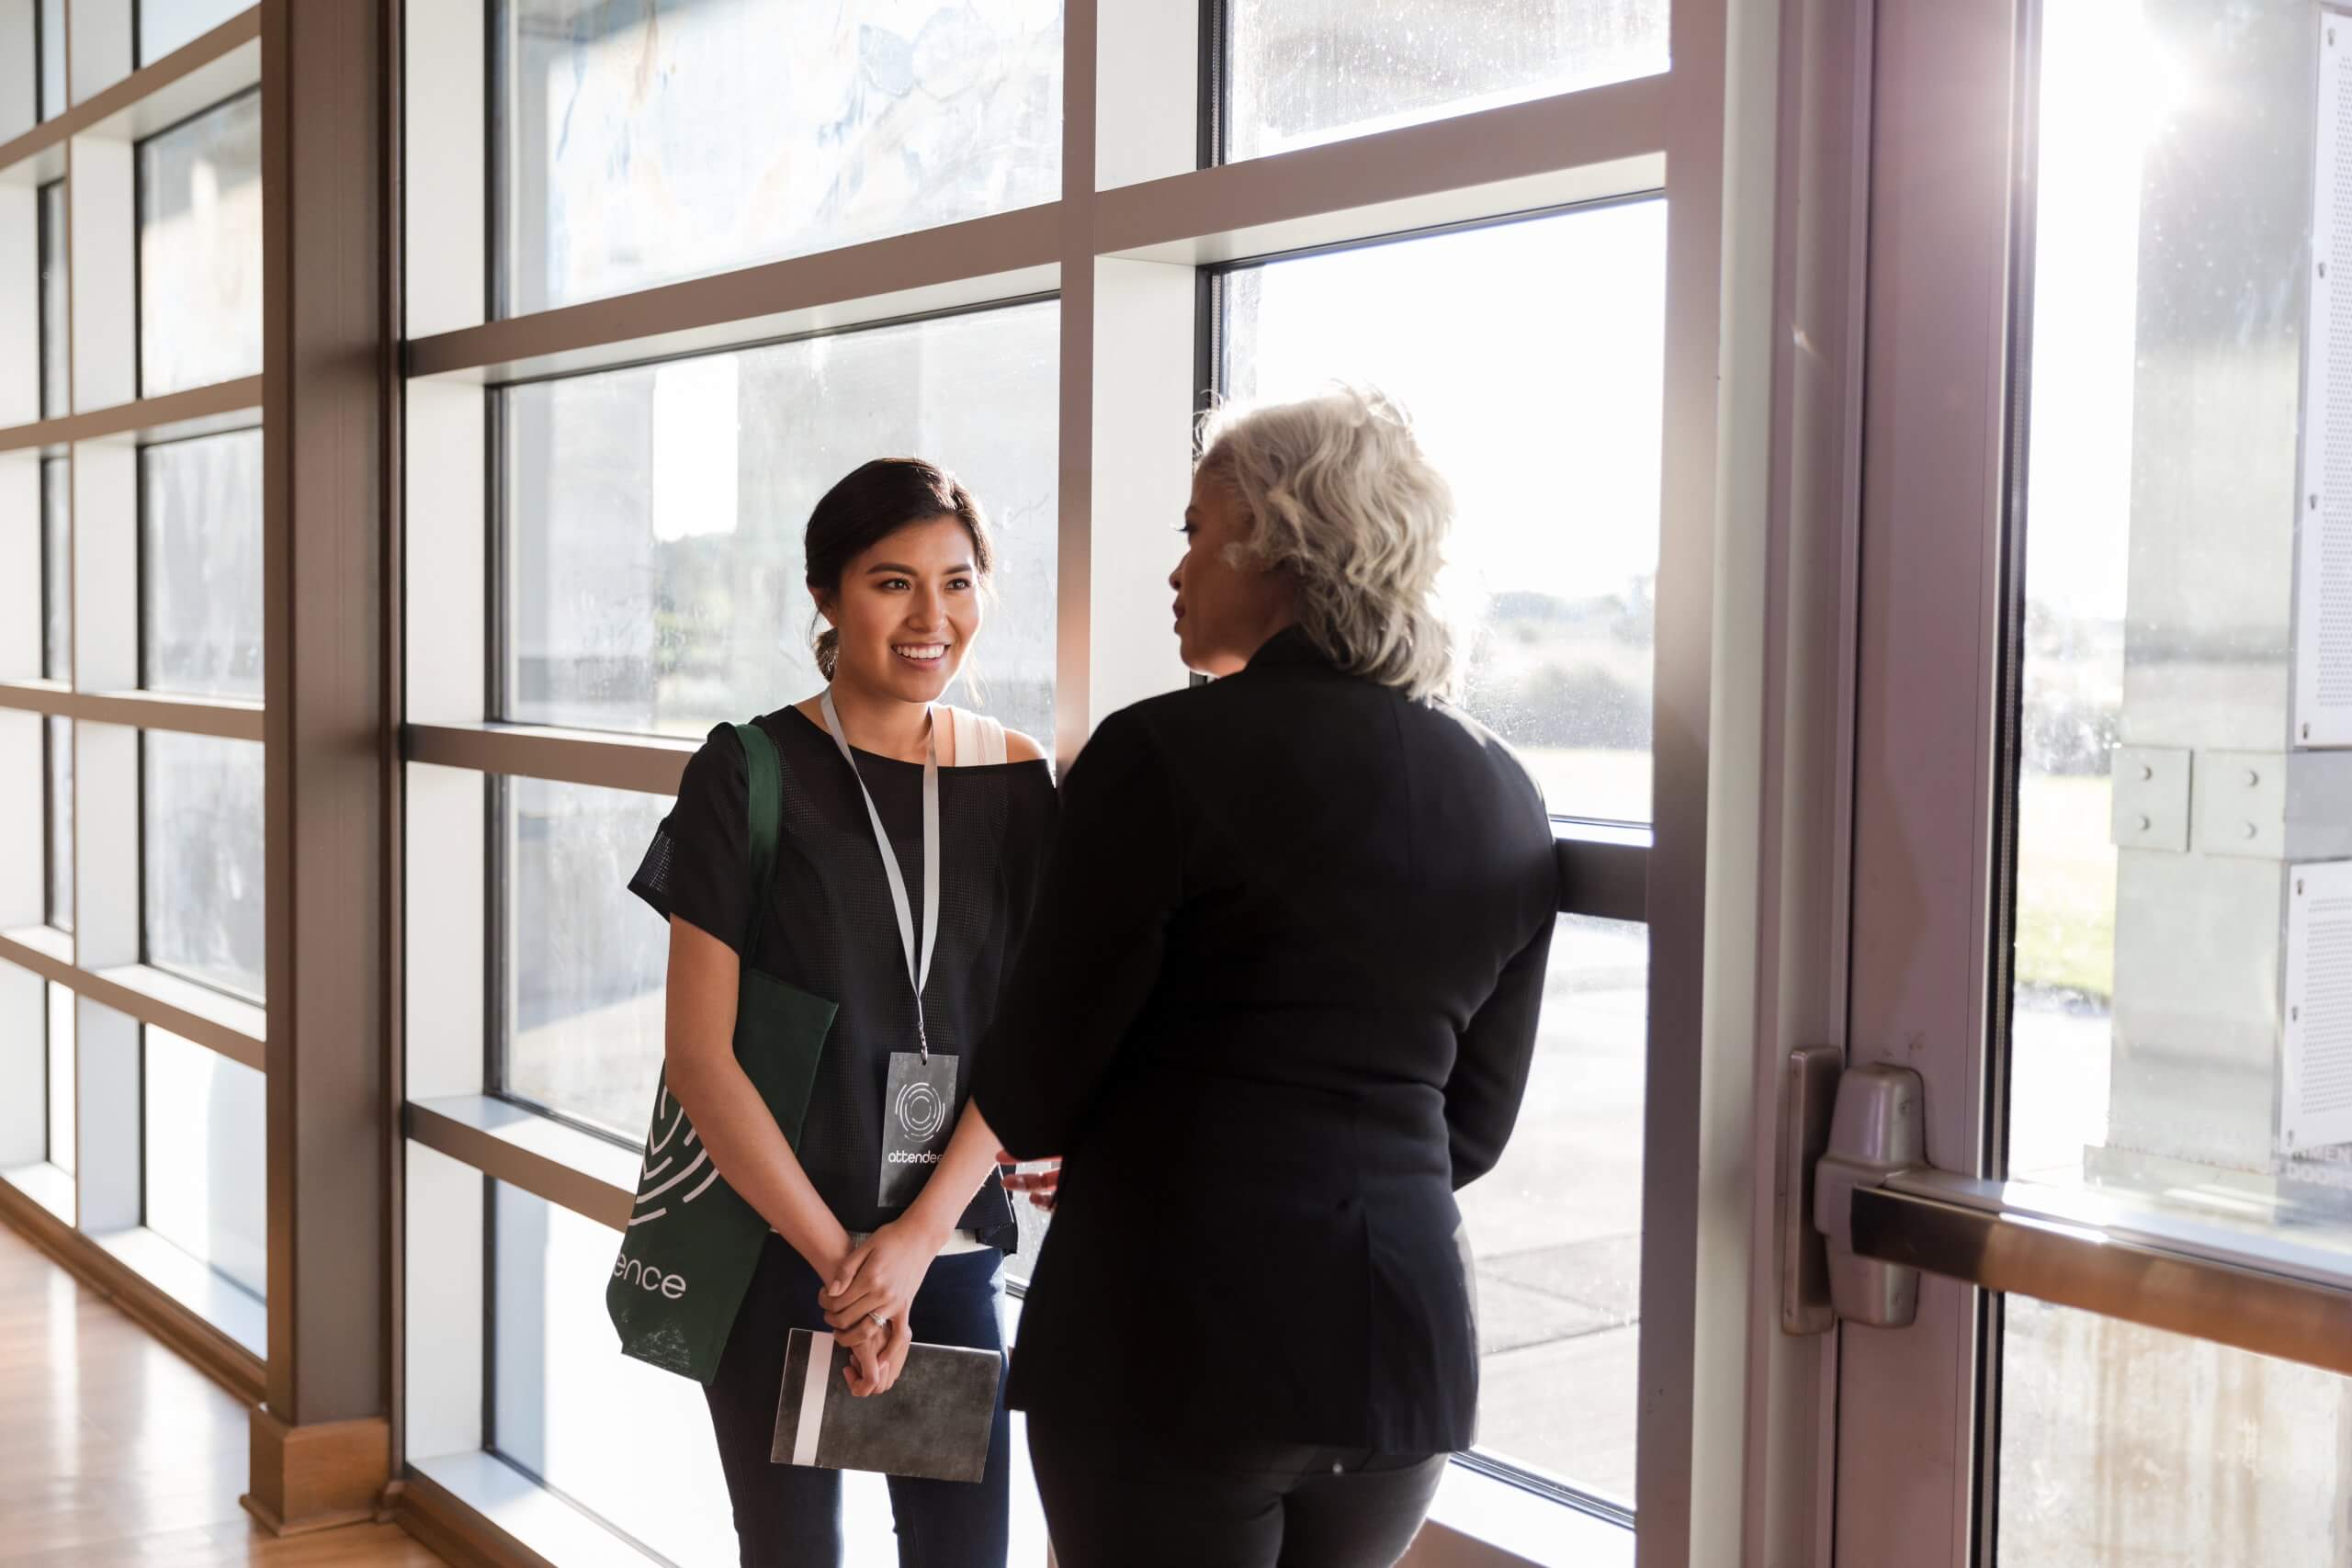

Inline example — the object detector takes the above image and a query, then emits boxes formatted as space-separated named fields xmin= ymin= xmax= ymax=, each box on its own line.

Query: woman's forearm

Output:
xmin=666 ymin=1049 xmax=851 ymax=1276
xmin=663 ymin=916 xmax=849 ymax=1277
xmin=901 ymin=1100 xmax=1005 ymax=1240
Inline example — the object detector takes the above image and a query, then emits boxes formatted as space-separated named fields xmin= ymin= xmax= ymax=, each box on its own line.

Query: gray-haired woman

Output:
xmin=973 ymin=385 xmax=1560 ymax=1568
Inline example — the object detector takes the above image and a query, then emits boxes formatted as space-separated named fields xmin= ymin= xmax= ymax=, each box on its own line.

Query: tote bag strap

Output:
xmin=730 ymin=721 xmax=784 ymax=953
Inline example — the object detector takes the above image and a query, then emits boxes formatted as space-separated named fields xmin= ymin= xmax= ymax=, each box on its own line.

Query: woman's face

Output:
xmin=1170 ymin=468 xmax=1296 ymax=677
xmin=818 ymin=514 xmax=983 ymax=704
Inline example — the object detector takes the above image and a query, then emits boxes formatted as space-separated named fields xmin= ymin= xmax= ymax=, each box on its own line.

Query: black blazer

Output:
xmin=973 ymin=628 xmax=1560 ymax=1453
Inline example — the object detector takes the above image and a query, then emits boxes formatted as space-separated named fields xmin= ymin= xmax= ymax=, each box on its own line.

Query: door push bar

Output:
xmin=1779 ymin=1045 xmax=2352 ymax=1379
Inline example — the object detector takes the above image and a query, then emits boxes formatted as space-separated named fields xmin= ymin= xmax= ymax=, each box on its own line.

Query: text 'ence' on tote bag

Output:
xmin=608 ymin=721 xmax=835 ymax=1383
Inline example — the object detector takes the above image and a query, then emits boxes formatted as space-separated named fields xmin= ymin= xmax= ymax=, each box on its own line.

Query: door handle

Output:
xmin=1781 ymin=1047 xmax=1924 ymax=1334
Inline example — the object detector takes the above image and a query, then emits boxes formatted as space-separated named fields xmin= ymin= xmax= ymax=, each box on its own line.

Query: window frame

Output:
xmin=377 ymin=0 xmax=1785 ymax=1562
xmin=0 ymin=2 xmax=277 ymax=1404
xmin=407 ymin=29 xmax=1688 ymax=1568
xmin=0 ymin=0 xmax=1843 ymax=1552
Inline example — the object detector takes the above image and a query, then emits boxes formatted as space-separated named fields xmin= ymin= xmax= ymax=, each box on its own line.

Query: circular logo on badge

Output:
xmin=895 ymin=1080 xmax=947 ymax=1141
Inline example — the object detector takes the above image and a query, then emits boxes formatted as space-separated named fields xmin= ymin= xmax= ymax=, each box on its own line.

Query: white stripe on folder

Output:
xmin=791 ymin=1334 xmax=830 ymax=1466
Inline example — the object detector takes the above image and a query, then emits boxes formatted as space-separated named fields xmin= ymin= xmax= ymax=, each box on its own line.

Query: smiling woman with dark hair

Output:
xmin=628 ymin=457 xmax=1053 ymax=1567
xmin=978 ymin=386 xmax=1561 ymax=1568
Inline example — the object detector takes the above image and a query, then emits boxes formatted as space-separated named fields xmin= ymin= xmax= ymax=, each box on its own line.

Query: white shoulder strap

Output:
xmin=943 ymin=705 xmax=1007 ymax=767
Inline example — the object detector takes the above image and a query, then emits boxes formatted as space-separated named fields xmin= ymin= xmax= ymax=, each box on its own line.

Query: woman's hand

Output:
xmin=995 ymin=1149 xmax=1061 ymax=1212
xmin=842 ymin=1312 xmax=913 ymax=1398
xmin=819 ymin=1218 xmax=937 ymax=1340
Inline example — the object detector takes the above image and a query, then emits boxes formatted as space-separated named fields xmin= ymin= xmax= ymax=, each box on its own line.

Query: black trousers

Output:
xmin=1026 ymin=1413 xmax=1446 ymax=1568
xmin=703 ymin=1236 xmax=1011 ymax=1567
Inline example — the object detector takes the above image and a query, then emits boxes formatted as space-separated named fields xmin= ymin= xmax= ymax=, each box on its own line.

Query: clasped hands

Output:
xmin=817 ymin=1150 xmax=1063 ymax=1399
xmin=820 ymin=1220 xmax=927 ymax=1399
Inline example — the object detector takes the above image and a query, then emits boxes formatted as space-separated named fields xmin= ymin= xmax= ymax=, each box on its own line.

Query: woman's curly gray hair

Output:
xmin=1195 ymin=384 xmax=1458 ymax=701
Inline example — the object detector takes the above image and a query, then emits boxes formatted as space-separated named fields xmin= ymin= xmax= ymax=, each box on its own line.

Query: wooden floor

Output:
xmin=0 ymin=1219 xmax=444 ymax=1566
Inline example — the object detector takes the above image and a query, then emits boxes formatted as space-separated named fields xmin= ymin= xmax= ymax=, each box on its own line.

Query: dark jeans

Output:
xmin=1026 ymin=1413 xmax=1447 ymax=1568
xmin=704 ymin=1236 xmax=1010 ymax=1567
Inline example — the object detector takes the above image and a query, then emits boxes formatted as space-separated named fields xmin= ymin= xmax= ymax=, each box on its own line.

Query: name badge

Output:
xmin=878 ymin=1050 xmax=959 ymax=1208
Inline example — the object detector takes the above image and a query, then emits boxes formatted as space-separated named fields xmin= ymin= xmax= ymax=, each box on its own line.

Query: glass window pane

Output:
xmin=138 ymin=91 xmax=263 ymax=397
xmin=142 ymin=732 xmax=265 ymax=1001
xmin=502 ymin=301 xmax=1057 ymax=742
xmin=46 ymin=716 xmax=70 ymax=933
xmin=1998 ymin=1300 xmax=2347 ymax=1567
xmin=139 ymin=0 xmax=251 ymax=65
xmin=499 ymin=0 xmax=1063 ymax=317
xmin=38 ymin=0 xmax=64 ymax=120
xmin=1225 ymin=0 xmax=1668 ymax=163
xmin=40 ymin=456 xmax=68 ymax=682
xmin=2006 ymin=8 xmax=2336 ymax=1195
xmin=142 ymin=1026 xmax=265 ymax=1299
xmin=502 ymin=778 xmax=671 ymax=1139
xmin=2001 ymin=3 xmax=2352 ymax=1550
xmin=490 ymin=1181 xmax=742 ymax=1564
xmin=39 ymin=180 xmax=66 ymax=419
xmin=141 ymin=430 xmax=264 ymax=699
xmin=47 ymin=980 xmax=73 ymax=1175
xmin=1454 ymin=915 xmax=1645 ymax=1501
xmin=1219 ymin=204 xmax=1666 ymax=823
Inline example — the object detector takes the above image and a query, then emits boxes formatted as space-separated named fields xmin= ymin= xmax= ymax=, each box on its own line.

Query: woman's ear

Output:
xmin=809 ymin=588 xmax=836 ymax=628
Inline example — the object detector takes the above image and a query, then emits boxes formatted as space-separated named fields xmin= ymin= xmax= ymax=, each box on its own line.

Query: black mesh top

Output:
xmin=628 ymin=705 xmax=1058 ymax=1251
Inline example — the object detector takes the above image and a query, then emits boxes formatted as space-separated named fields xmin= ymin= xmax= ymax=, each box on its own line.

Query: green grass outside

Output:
xmin=2014 ymin=772 xmax=2118 ymax=1001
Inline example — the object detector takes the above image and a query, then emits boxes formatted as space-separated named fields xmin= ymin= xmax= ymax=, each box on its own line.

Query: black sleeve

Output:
xmin=1445 ymin=914 xmax=1555 ymax=1190
xmin=627 ymin=724 xmax=756 ymax=955
xmin=972 ymin=710 xmax=1180 ymax=1159
xmin=993 ymin=765 xmax=1063 ymax=991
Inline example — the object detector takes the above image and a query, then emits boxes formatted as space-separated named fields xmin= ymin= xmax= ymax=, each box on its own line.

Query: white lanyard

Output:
xmin=818 ymin=690 xmax=941 ymax=1061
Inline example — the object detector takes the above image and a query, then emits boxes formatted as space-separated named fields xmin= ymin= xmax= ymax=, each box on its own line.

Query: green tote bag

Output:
xmin=607 ymin=720 xmax=835 ymax=1382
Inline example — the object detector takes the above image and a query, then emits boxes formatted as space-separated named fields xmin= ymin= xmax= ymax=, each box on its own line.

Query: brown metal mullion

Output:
xmin=258 ymin=0 xmax=294 ymax=1424
xmin=405 ymin=204 xmax=1063 ymax=381
xmin=0 ymin=375 xmax=264 ymax=455
xmin=1555 ymin=833 xmax=1650 ymax=924
xmin=1092 ymin=75 xmax=1671 ymax=258
xmin=252 ymin=0 xmax=394 ymax=1530
xmin=401 ymin=721 xmax=695 ymax=796
xmin=379 ymin=0 xmax=409 ymax=1489
xmin=0 ymin=683 xmax=268 ymax=739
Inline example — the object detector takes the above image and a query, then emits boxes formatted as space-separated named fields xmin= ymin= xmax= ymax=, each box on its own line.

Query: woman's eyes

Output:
xmin=876 ymin=577 xmax=976 ymax=592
